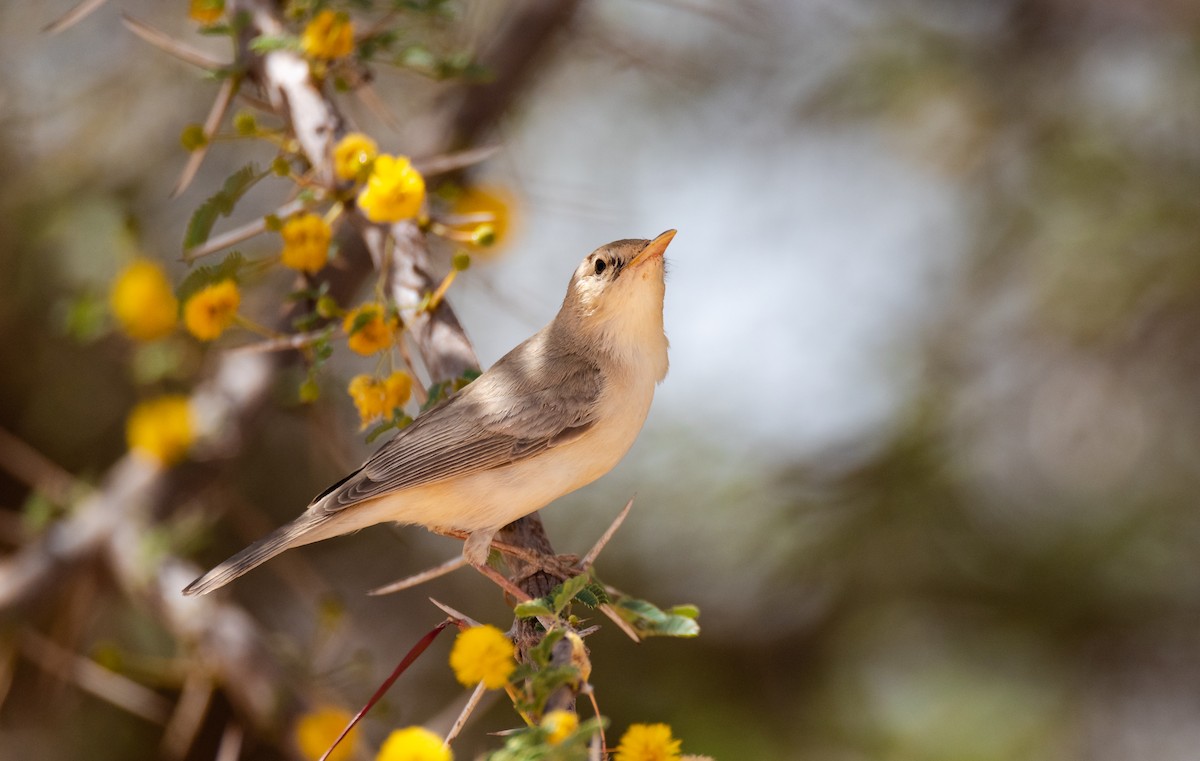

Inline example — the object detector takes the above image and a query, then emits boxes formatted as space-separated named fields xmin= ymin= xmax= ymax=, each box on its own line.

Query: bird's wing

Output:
xmin=314 ymin=354 xmax=603 ymax=513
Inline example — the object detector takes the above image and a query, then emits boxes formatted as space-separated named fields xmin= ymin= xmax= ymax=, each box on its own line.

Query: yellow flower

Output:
xmin=448 ymin=624 xmax=516 ymax=689
xmin=375 ymin=726 xmax=452 ymax=761
xmin=541 ymin=710 xmax=578 ymax=746
xmin=614 ymin=724 xmax=682 ymax=761
xmin=302 ymin=10 xmax=355 ymax=61
xmin=342 ymin=303 xmax=397 ymax=355
xmin=334 ymin=132 xmax=378 ymax=182
xmin=348 ymin=372 xmax=412 ymax=428
xmin=357 ymin=155 xmax=425 ymax=223
xmin=188 ymin=0 xmax=224 ymax=24
xmin=294 ymin=705 xmax=359 ymax=761
xmin=280 ymin=213 xmax=333 ymax=274
xmin=451 ymin=184 xmax=517 ymax=252
xmin=126 ymin=395 xmax=194 ymax=466
xmin=109 ymin=259 xmax=178 ymax=341
xmin=184 ymin=280 xmax=240 ymax=341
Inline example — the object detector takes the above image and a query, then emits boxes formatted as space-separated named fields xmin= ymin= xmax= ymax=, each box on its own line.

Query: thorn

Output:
xmin=121 ymin=13 xmax=226 ymax=69
xmin=427 ymin=598 xmax=480 ymax=628
xmin=597 ymin=603 xmax=640 ymax=643
xmin=368 ymin=555 xmax=468 ymax=596
xmin=42 ymin=0 xmax=109 ymax=35
xmin=579 ymin=498 xmax=634 ymax=570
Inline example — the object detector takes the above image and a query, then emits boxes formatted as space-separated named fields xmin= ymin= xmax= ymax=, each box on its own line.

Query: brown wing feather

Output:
xmin=315 ymin=340 xmax=602 ymax=513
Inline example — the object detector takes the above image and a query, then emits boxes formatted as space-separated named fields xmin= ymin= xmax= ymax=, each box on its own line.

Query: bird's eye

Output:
xmin=593 ymin=259 xmax=607 ymax=275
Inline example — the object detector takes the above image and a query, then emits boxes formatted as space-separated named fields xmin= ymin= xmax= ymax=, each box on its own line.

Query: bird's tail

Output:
xmin=182 ymin=516 xmax=326 ymax=596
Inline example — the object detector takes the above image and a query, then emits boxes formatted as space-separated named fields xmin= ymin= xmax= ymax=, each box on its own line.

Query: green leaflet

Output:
xmin=183 ymin=163 xmax=266 ymax=255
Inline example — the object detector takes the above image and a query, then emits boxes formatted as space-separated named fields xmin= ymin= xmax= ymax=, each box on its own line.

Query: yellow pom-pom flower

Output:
xmin=614 ymin=724 xmax=683 ymax=761
xmin=449 ymin=625 xmax=516 ymax=689
xmin=302 ymin=10 xmax=355 ymax=61
xmin=541 ymin=710 xmax=579 ymax=746
xmin=126 ymin=395 xmax=194 ymax=466
xmin=357 ymin=155 xmax=425 ymax=223
xmin=342 ymin=303 xmax=397 ymax=356
xmin=280 ymin=213 xmax=333 ymax=274
xmin=184 ymin=280 xmax=240 ymax=341
xmin=188 ymin=0 xmax=224 ymax=24
xmin=348 ymin=371 xmax=412 ymax=428
xmin=109 ymin=259 xmax=179 ymax=341
xmin=334 ymin=132 xmax=379 ymax=182
xmin=294 ymin=705 xmax=359 ymax=761
xmin=375 ymin=726 xmax=452 ymax=761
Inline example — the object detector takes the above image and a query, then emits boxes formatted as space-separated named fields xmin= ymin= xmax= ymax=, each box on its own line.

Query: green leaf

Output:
xmin=183 ymin=163 xmax=265 ymax=253
xmin=669 ymin=603 xmax=701 ymax=619
xmin=346 ymin=308 xmax=378 ymax=336
xmin=365 ymin=419 xmax=397 ymax=444
xmin=513 ymin=599 xmax=555 ymax=620
xmin=249 ymin=34 xmax=298 ymax=53
xmin=614 ymin=598 xmax=701 ymax=638
xmin=526 ymin=627 xmax=566 ymax=667
xmin=552 ymin=573 xmax=592 ymax=615
xmin=573 ymin=583 xmax=610 ymax=609
xmin=59 ymin=291 xmax=110 ymax=343
xmin=176 ymin=251 xmax=246 ymax=304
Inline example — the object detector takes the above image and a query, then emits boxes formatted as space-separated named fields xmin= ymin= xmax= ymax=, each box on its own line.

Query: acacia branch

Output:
xmin=1 ymin=0 xmax=588 ymax=739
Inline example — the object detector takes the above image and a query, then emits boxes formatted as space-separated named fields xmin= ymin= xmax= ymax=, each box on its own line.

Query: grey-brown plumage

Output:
xmin=183 ymin=232 xmax=674 ymax=596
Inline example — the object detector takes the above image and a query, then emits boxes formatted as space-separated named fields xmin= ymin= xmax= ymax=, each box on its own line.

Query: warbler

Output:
xmin=184 ymin=230 xmax=674 ymax=595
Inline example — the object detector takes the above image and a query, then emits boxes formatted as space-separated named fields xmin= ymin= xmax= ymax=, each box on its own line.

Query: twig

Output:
xmin=445 ymin=680 xmax=488 ymax=745
xmin=20 ymin=630 xmax=173 ymax=723
xmin=160 ymin=672 xmax=214 ymax=760
xmin=354 ymin=81 xmax=405 ymax=133
xmin=413 ymin=145 xmax=502 ymax=177
xmin=184 ymin=199 xmax=307 ymax=262
xmin=368 ymin=555 xmax=468 ymax=596
xmin=215 ymin=722 xmax=245 ymax=761
xmin=173 ymin=75 xmax=239 ymax=198
xmin=226 ymin=328 xmax=331 ymax=356
xmin=0 ymin=426 xmax=79 ymax=505
xmin=584 ymin=685 xmax=607 ymax=758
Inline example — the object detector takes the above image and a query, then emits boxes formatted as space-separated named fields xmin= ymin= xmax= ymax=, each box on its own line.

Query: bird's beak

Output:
xmin=629 ymin=229 xmax=676 ymax=269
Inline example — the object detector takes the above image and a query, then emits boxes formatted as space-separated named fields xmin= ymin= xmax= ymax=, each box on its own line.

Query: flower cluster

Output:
xmin=358 ymin=154 xmax=426 ymax=223
xmin=294 ymin=706 xmax=359 ymax=761
xmin=184 ymin=280 xmax=240 ymax=341
xmin=376 ymin=727 xmax=452 ymax=761
xmin=280 ymin=212 xmax=332 ymax=274
xmin=302 ymin=10 xmax=354 ymax=61
xmin=348 ymin=372 xmax=412 ymax=428
xmin=343 ymin=302 xmax=398 ymax=355
xmin=110 ymin=260 xmax=178 ymax=341
xmin=540 ymin=710 xmax=579 ymax=746
xmin=334 ymin=132 xmax=378 ymax=182
xmin=449 ymin=625 xmax=516 ymax=689
xmin=188 ymin=0 xmax=223 ymax=25
xmin=614 ymin=723 xmax=683 ymax=761
xmin=126 ymin=395 xmax=194 ymax=466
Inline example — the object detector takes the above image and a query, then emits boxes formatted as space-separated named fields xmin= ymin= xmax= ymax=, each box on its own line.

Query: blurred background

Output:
xmin=3 ymin=0 xmax=1200 ymax=759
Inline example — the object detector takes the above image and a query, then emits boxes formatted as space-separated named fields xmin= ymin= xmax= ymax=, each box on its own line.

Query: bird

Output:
xmin=183 ymin=230 xmax=674 ymax=596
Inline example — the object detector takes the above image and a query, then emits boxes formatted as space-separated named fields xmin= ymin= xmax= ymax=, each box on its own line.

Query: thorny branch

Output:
xmin=0 ymin=0 xmax=586 ymax=744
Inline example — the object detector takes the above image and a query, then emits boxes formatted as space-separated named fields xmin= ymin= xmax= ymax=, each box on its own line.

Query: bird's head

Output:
xmin=556 ymin=230 xmax=674 ymax=376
